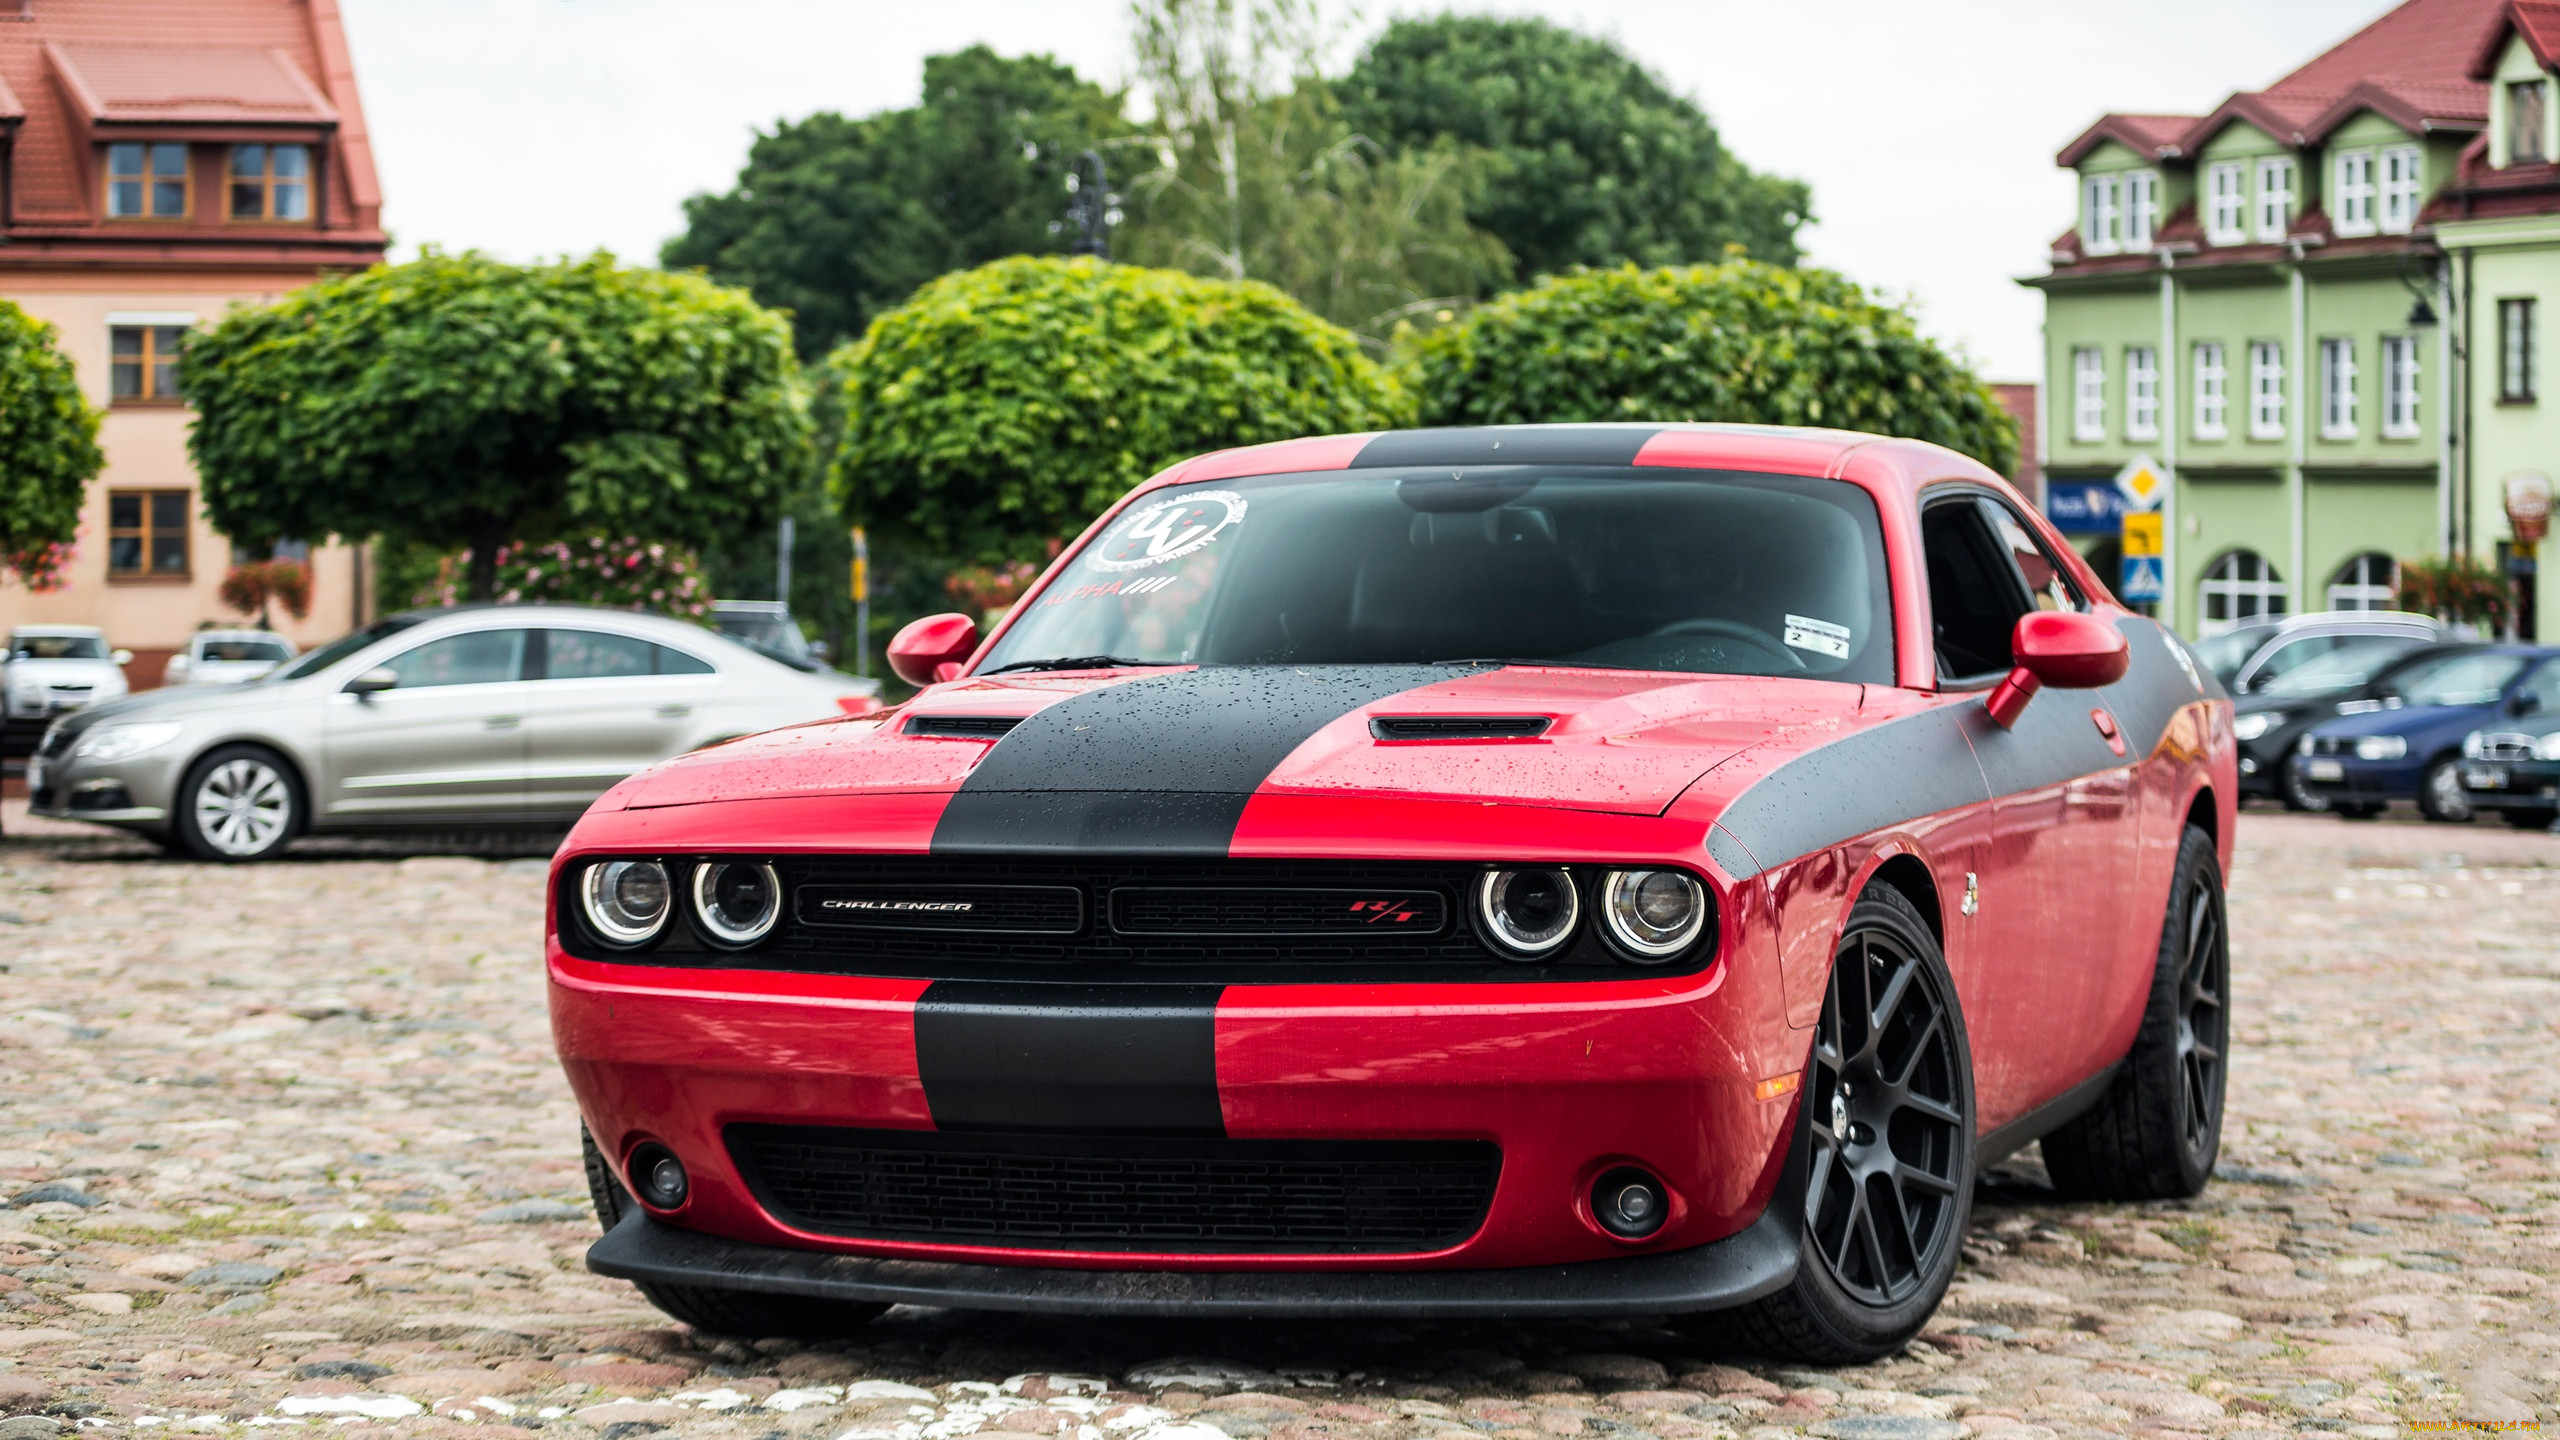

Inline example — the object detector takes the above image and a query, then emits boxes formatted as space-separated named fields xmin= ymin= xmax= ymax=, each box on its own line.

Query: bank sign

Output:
xmin=2044 ymin=480 xmax=2124 ymax=534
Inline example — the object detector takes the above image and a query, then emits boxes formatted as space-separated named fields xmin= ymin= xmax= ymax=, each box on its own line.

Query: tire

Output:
xmin=172 ymin=744 xmax=301 ymax=861
xmin=2277 ymin=755 xmax=2331 ymax=813
xmin=581 ymin=1126 xmax=886 ymax=1340
xmin=2042 ymin=825 xmax=2230 ymax=1200
xmin=2502 ymin=807 xmax=2560 ymax=830
xmin=2334 ymin=803 xmax=2384 ymax=821
xmin=2418 ymin=758 xmax=2475 ymax=823
xmin=1691 ymin=885 xmax=1975 ymax=1364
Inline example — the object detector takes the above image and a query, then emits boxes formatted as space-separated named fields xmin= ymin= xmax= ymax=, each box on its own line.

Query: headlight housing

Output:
xmin=690 ymin=861 xmax=782 ymax=948
xmin=71 ymin=721 xmax=183 ymax=764
xmin=2354 ymin=735 xmax=2407 ymax=762
xmin=1476 ymin=868 xmax=1579 ymax=960
xmin=2232 ymin=712 xmax=2275 ymax=742
xmin=580 ymin=860 xmax=672 ymax=948
xmin=1598 ymin=869 xmax=1711 ymax=962
xmin=2537 ymin=732 xmax=2560 ymax=761
xmin=2464 ymin=730 xmax=2486 ymax=758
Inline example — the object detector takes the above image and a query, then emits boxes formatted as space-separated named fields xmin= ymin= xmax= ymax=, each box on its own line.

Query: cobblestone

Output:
xmin=0 ymin=802 xmax=2555 ymax=1438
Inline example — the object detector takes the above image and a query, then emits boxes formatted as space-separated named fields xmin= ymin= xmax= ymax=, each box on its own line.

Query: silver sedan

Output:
xmin=28 ymin=603 xmax=882 ymax=860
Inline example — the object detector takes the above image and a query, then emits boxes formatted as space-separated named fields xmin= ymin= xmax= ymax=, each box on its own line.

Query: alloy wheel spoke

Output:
xmin=1892 ymin=1160 xmax=1958 ymax=1197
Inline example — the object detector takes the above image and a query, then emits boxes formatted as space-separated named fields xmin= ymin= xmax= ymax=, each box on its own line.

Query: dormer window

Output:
xmin=2379 ymin=146 xmax=2421 ymax=232
xmin=2334 ymin=149 xmax=2376 ymax=236
xmin=2206 ymin=163 xmax=2248 ymax=244
xmin=2512 ymin=81 xmax=2549 ymax=164
xmin=228 ymin=144 xmax=310 ymax=221
xmin=2081 ymin=173 xmax=2121 ymax=255
xmin=2124 ymin=170 xmax=2159 ymax=250
xmin=105 ymin=142 xmax=188 ymax=219
xmin=2255 ymin=157 xmax=2294 ymax=241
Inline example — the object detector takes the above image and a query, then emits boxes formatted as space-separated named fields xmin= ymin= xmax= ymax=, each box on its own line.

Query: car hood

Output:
xmin=41 ymin=678 xmax=308 ymax=734
xmin=608 ymin=664 xmax=1871 ymax=817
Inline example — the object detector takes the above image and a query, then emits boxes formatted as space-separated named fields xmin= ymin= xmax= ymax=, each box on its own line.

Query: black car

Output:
xmin=2234 ymin=640 xmax=2483 ymax=811
xmin=2460 ymin=673 xmax=2560 ymax=830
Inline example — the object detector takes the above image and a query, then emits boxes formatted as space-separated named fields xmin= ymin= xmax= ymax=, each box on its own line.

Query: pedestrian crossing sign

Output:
xmin=2120 ymin=553 xmax=2165 ymax=602
xmin=2114 ymin=454 xmax=2167 ymax=511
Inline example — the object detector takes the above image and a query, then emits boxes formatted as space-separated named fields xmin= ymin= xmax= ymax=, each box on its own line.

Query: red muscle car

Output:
xmin=551 ymin=424 xmax=2236 ymax=1363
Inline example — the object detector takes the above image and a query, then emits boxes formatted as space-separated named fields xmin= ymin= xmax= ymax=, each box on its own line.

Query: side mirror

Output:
xmin=886 ymin=613 xmax=981 ymax=687
xmin=111 ymin=648 xmax=135 ymax=667
xmin=2516 ymin=692 xmax=2543 ymax=716
xmin=1984 ymin=611 xmax=2130 ymax=729
xmin=345 ymin=666 xmax=400 ymax=697
xmin=807 ymin=639 xmax=831 ymax=661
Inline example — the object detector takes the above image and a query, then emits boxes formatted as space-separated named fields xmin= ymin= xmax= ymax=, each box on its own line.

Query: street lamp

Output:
xmin=1065 ymin=150 xmax=1117 ymax=259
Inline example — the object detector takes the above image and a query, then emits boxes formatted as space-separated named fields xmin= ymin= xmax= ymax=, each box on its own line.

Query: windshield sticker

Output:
xmin=1783 ymin=614 xmax=1852 ymax=660
xmin=1042 ymin=574 xmax=1179 ymax=606
xmin=1087 ymin=491 xmax=1247 ymax=572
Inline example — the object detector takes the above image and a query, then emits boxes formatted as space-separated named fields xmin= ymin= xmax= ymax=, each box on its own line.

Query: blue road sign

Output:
xmin=2044 ymin=480 xmax=2124 ymax=534
xmin=2120 ymin=553 xmax=2165 ymax=602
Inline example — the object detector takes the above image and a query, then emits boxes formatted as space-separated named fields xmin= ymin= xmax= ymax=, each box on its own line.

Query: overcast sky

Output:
xmin=339 ymin=0 xmax=2398 ymax=382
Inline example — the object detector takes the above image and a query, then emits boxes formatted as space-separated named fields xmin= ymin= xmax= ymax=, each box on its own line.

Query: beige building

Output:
xmin=0 ymin=0 xmax=387 ymax=686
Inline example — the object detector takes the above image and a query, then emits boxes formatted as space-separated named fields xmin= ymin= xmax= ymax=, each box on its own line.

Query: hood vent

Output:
xmin=904 ymin=715 xmax=1024 ymax=739
xmin=1369 ymin=715 xmax=1551 ymax=741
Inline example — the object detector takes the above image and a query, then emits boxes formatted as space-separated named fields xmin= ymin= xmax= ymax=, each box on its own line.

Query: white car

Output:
xmin=4 ymin=625 xmax=131 ymax=752
xmin=164 ymin=630 xmax=298 ymax=686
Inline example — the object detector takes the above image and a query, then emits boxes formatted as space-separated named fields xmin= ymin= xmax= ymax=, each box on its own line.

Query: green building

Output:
xmin=2027 ymin=0 xmax=2553 ymax=641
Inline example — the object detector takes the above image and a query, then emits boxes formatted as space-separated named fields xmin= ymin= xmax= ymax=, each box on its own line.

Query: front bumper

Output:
xmin=2461 ymin=760 xmax=2560 ymax=810
xmin=26 ymin=747 xmax=183 ymax=827
xmin=2297 ymin=755 xmax=2419 ymax=805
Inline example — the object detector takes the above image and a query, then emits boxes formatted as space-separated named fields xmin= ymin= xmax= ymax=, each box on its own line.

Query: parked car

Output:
xmin=2 ymin=625 xmax=131 ymax=755
xmin=2234 ymin=641 xmax=2481 ymax=809
xmin=163 ymin=629 xmax=298 ymax=687
xmin=2459 ymin=675 xmax=2560 ymax=829
xmin=711 ymin=600 xmax=828 ymax=672
xmin=2295 ymin=646 xmax=2560 ymax=822
xmin=28 ymin=603 xmax=883 ymax=861
xmin=556 ymin=423 xmax=2235 ymax=1363
xmin=2191 ymin=610 xmax=2454 ymax=697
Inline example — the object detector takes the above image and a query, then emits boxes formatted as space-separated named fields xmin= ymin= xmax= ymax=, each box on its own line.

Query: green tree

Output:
xmin=1401 ymin=261 xmax=2017 ymax=476
xmin=1118 ymin=0 xmax=1511 ymax=342
xmin=0 ymin=300 xmax=104 ymax=588
xmin=831 ymin=254 xmax=1411 ymax=560
xmin=665 ymin=46 xmax=1131 ymax=361
xmin=181 ymin=251 xmax=809 ymax=601
xmin=1341 ymin=15 xmax=1810 ymax=277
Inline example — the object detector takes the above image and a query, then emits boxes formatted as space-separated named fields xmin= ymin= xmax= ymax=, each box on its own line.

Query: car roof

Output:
xmin=8 ymin=624 xmax=106 ymax=638
xmin=194 ymin=629 xmax=288 ymax=642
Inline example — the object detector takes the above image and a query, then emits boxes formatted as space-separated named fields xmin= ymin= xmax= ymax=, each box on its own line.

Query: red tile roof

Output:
xmin=2057 ymin=113 xmax=2198 ymax=167
xmin=2274 ymin=0 xmax=2508 ymax=96
xmin=46 ymin=41 xmax=339 ymax=125
xmin=2468 ymin=0 xmax=2560 ymax=75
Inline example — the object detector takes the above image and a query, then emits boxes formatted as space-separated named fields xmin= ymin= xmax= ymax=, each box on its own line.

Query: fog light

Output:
xmin=1592 ymin=1167 xmax=1667 ymax=1239
xmin=630 ymin=1144 xmax=687 ymax=1209
xmin=1477 ymin=868 xmax=1579 ymax=959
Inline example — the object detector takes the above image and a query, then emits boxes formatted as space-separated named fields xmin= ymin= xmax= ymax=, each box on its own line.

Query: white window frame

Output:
xmin=2082 ymin=172 xmax=2122 ymax=255
xmin=2206 ymin=163 xmax=2248 ymax=244
xmin=2320 ymin=337 xmax=2358 ymax=439
xmin=2199 ymin=550 xmax=2289 ymax=632
xmin=2250 ymin=341 xmax=2287 ymax=439
xmin=2125 ymin=345 xmax=2160 ymax=440
xmin=2072 ymin=346 xmax=2107 ymax=441
xmin=2193 ymin=341 xmax=2229 ymax=439
xmin=2326 ymin=553 xmax=2397 ymax=611
xmin=2124 ymin=169 xmax=2159 ymax=251
xmin=2380 ymin=145 xmax=2422 ymax=233
xmin=2381 ymin=335 xmax=2421 ymax=438
xmin=2333 ymin=149 xmax=2377 ymax=236
xmin=2256 ymin=156 xmax=2295 ymax=242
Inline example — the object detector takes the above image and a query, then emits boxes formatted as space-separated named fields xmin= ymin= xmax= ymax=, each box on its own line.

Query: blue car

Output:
xmin=2296 ymin=646 xmax=2560 ymax=822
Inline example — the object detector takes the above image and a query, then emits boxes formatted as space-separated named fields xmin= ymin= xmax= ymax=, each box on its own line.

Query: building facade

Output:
xmin=2028 ymin=0 xmax=2554 ymax=641
xmin=0 ymin=0 xmax=386 ymax=683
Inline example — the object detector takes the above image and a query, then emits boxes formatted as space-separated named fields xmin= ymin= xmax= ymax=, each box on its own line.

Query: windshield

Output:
xmin=9 ymin=634 xmax=107 ymax=660
xmin=2190 ymin=626 xmax=2273 ymax=687
xmin=2402 ymin=652 xmax=2528 ymax=708
xmin=2255 ymin=635 xmax=2425 ymax=697
xmin=715 ymin=612 xmax=813 ymax=664
xmin=981 ymin=466 xmax=1895 ymax=682
xmin=202 ymin=639 xmax=292 ymax=663
xmin=268 ymin=616 xmax=422 ymax=682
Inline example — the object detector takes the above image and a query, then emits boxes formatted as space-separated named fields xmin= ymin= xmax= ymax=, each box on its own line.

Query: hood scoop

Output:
xmin=904 ymin=715 xmax=1025 ymax=739
xmin=1369 ymin=715 xmax=1552 ymax=741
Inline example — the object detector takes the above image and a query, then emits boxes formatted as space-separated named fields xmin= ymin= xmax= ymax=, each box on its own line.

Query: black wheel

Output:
xmin=1699 ymin=885 xmax=1973 ymax=1363
xmin=172 ymin=744 xmax=301 ymax=861
xmin=581 ymin=1127 xmax=885 ymax=1339
xmin=2042 ymin=825 xmax=2229 ymax=1199
xmin=2418 ymin=758 xmax=2474 ymax=823
xmin=2277 ymin=755 xmax=2330 ymax=813
xmin=2501 ymin=807 xmax=2559 ymax=830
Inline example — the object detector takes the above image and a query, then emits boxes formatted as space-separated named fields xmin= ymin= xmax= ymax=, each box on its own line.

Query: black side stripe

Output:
xmin=913 ymin=981 xmax=1225 ymax=1135
xmin=1350 ymin=425 xmax=1663 ymax=470
xmin=932 ymin=666 xmax=1450 ymax=855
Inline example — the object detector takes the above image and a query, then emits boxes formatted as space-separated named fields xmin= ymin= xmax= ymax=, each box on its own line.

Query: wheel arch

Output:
xmin=1853 ymin=844 xmax=1945 ymax=949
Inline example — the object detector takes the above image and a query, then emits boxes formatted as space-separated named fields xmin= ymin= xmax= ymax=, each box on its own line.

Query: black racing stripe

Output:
xmin=1706 ymin=704 xmax=1989 ymax=878
xmin=1350 ymin=426 xmax=1663 ymax=469
xmin=932 ymin=666 xmax=1449 ymax=855
xmin=913 ymin=981 xmax=1225 ymax=1135
xmin=2100 ymin=616 xmax=2218 ymax=757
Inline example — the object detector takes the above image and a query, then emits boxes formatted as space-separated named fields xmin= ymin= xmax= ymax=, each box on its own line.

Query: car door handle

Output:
xmin=656 ymin=704 xmax=691 ymax=719
xmin=483 ymin=715 xmax=521 ymax=730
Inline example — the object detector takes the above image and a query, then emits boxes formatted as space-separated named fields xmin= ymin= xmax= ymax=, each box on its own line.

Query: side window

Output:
xmin=379 ymin=629 xmax=528 ymax=689
xmin=655 ymin=644 xmax=715 ymax=676
xmin=1979 ymin=499 xmax=2083 ymax=613
xmin=1921 ymin=497 xmax=2034 ymax=683
xmin=2240 ymin=634 xmax=2340 ymax=693
xmin=540 ymin=629 xmax=656 ymax=680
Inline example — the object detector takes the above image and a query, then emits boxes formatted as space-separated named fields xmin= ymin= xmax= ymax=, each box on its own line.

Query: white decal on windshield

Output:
xmin=1086 ymin=491 xmax=1247 ymax=572
xmin=1783 ymin=614 xmax=1852 ymax=660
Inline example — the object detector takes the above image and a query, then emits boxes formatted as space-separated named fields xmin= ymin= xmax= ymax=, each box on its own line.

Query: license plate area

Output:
xmin=2306 ymin=758 xmax=2345 ymax=781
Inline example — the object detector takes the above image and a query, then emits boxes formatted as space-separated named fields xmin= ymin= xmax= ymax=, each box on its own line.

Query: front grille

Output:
xmin=2474 ymin=733 xmax=2538 ymax=762
xmin=34 ymin=726 xmax=72 ymax=761
xmin=2307 ymin=736 xmax=2349 ymax=757
xmin=797 ymin=884 xmax=1082 ymax=934
xmin=1110 ymin=886 xmax=1449 ymax=936
xmin=729 ymin=1125 xmax=1500 ymax=1253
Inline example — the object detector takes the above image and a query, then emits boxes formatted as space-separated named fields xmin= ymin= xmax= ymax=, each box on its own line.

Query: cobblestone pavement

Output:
xmin=2 ymin=800 xmax=2556 ymax=1440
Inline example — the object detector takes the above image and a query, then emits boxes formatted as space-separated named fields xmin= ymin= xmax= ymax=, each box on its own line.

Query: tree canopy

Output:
xmin=1341 ymin=15 xmax=1810 ymax=277
xmin=1400 ymin=261 xmax=2017 ymax=476
xmin=181 ymin=251 xmax=809 ymax=600
xmin=665 ymin=46 xmax=1129 ymax=361
xmin=0 ymin=300 xmax=104 ymax=589
xmin=831 ymin=255 xmax=1411 ymax=560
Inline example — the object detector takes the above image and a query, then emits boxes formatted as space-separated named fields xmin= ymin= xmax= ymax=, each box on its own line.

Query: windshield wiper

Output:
xmin=982 ymin=655 xmax=1182 ymax=675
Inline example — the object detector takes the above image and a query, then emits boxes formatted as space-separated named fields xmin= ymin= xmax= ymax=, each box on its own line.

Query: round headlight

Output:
xmin=691 ymin=860 xmax=782 ymax=948
xmin=1599 ymin=869 xmax=1710 ymax=962
xmin=580 ymin=860 xmax=671 ymax=948
xmin=1477 ymin=868 xmax=1579 ymax=959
